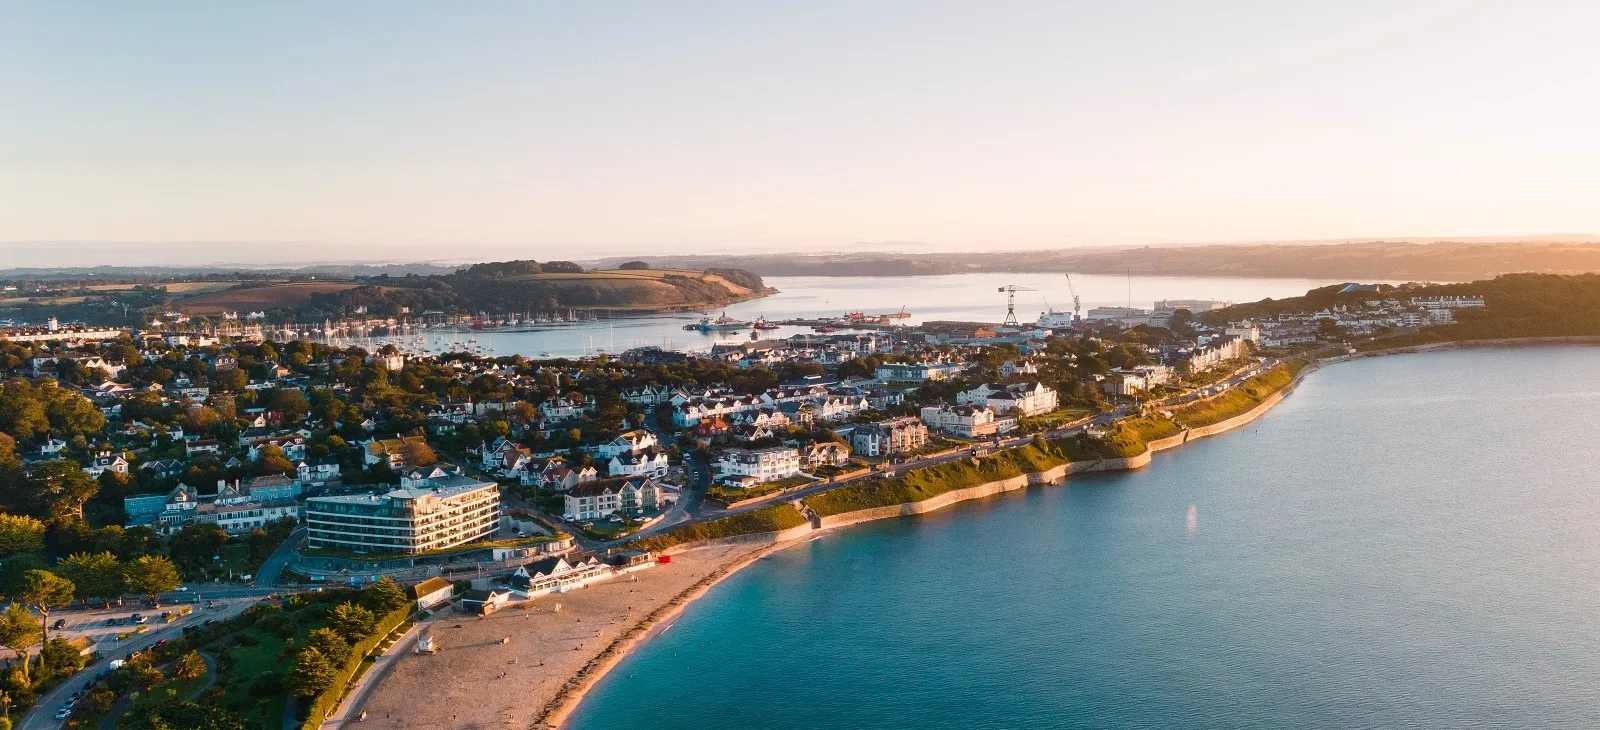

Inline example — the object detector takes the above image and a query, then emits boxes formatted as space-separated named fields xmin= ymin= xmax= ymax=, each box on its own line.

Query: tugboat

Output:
xmin=753 ymin=317 xmax=780 ymax=331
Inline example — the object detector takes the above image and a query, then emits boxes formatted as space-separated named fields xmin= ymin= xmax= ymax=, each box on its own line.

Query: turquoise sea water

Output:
xmin=571 ymin=347 xmax=1600 ymax=729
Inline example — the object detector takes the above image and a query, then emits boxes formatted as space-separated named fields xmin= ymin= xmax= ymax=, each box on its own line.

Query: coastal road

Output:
xmin=19 ymin=589 xmax=279 ymax=730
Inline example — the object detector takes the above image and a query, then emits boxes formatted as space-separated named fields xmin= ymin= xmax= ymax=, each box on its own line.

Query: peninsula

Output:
xmin=3 ymin=271 xmax=1599 ymax=729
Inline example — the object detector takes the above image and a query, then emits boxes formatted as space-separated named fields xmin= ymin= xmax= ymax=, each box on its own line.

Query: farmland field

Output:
xmin=176 ymin=282 xmax=365 ymax=313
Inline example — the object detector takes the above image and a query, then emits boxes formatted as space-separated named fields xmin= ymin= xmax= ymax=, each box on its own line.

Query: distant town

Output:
xmin=0 ymin=270 xmax=1581 ymax=729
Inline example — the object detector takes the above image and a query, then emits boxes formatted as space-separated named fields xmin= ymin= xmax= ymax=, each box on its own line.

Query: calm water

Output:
xmin=373 ymin=273 xmax=1346 ymax=358
xmin=571 ymin=347 xmax=1600 ymax=729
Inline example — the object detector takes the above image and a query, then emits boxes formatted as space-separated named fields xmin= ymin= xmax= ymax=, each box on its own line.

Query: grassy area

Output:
xmin=705 ymin=474 xmax=813 ymax=506
xmin=812 ymin=461 xmax=868 ymax=479
xmin=803 ymin=439 xmax=1088 ymax=517
xmin=632 ymin=504 xmax=809 ymax=552
xmin=223 ymin=628 xmax=290 ymax=729
xmin=1168 ymin=361 xmax=1306 ymax=428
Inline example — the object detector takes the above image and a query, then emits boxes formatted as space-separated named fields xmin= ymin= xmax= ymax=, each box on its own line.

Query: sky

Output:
xmin=3 ymin=1 xmax=1600 ymax=267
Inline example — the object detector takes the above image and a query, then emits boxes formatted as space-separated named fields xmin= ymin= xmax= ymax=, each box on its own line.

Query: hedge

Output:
xmin=298 ymin=603 xmax=414 ymax=729
xmin=630 ymin=504 xmax=808 ymax=552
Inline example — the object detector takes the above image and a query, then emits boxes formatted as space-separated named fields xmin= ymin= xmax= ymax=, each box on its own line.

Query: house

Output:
xmin=563 ymin=477 xmax=664 ymax=521
xmin=507 ymin=555 xmax=612 ymax=597
xmin=999 ymin=359 xmax=1039 ymax=377
xmin=366 ymin=352 xmax=405 ymax=371
xmin=921 ymin=404 xmax=1012 ymax=438
xmin=461 ymin=588 xmax=511 ymax=615
xmin=526 ymin=460 xmax=599 ymax=491
xmin=539 ymin=396 xmax=588 ymax=422
xmin=1178 ymin=336 xmax=1246 ymax=375
xmin=194 ymin=478 xmax=300 ymax=535
xmin=800 ymin=442 xmax=851 ymax=470
xmin=956 ymin=381 xmax=1059 ymax=417
xmin=715 ymin=447 xmax=801 ymax=485
xmin=607 ymin=446 xmax=670 ymax=479
xmin=185 ymin=439 xmax=221 ymax=457
xmin=411 ymin=576 xmax=454 ymax=611
xmin=123 ymin=484 xmax=202 ymax=534
xmin=479 ymin=437 xmax=533 ymax=473
xmin=596 ymin=430 xmax=658 ymax=459
xmin=620 ymin=385 xmax=672 ymax=406
xmin=294 ymin=457 xmax=342 ymax=487
xmin=82 ymin=452 xmax=130 ymax=478
xmin=850 ymin=417 xmax=930 ymax=458
xmin=362 ymin=435 xmax=432 ymax=469
xmin=140 ymin=458 xmax=187 ymax=481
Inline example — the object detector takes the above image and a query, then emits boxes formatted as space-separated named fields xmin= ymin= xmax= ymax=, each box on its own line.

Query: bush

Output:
xmin=1168 ymin=361 xmax=1304 ymax=428
xmin=248 ymin=671 xmax=286 ymax=697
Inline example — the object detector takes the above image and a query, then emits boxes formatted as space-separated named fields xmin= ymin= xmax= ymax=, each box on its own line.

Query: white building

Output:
xmin=715 ymin=447 xmax=802 ymax=485
xmin=607 ymin=446 xmax=670 ymax=479
xmin=956 ymin=382 xmax=1059 ymax=417
xmin=563 ymin=477 xmax=664 ymax=521
xmin=920 ymin=404 xmax=1013 ymax=438
xmin=304 ymin=471 xmax=500 ymax=554
xmin=851 ymin=417 xmax=930 ymax=458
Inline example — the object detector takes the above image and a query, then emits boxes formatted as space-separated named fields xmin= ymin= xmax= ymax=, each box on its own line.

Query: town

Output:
xmin=0 ymin=281 xmax=1500 ymax=728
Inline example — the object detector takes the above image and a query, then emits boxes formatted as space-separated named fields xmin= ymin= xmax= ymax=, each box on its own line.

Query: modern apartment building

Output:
xmin=304 ymin=471 xmax=501 ymax=554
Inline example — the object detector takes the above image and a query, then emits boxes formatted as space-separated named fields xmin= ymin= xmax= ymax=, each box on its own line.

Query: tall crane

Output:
xmin=1064 ymin=274 xmax=1082 ymax=322
xmin=997 ymin=284 xmax=1037 ymax=327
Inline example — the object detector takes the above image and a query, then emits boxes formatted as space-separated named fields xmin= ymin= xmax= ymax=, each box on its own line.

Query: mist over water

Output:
xmin=571 ymin=347 xmax=1600 ymax=729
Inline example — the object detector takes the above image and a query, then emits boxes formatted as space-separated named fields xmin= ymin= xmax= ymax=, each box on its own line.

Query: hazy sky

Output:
xmin=3 ymin=1 xmax=1599 ymax=266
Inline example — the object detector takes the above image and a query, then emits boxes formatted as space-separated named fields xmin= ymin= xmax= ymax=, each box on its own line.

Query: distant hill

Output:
xmin=598 ymin=240 xmax=1600 ymax=282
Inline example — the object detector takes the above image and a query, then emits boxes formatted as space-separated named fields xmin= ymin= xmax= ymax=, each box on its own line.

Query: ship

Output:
xmin=753 ymin=317 xmax=780 ymax=331
xmin=1036 ymin=309 xmax=1078 ymax=329
xmin=696 ymin=312 xmax=750 ymax=332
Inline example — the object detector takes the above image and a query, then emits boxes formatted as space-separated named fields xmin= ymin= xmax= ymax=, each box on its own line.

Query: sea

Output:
xmin=569 ymin=346 xmax=1600 ymax=729
xmin=361 ymin=272 xmax=1347 ymax=359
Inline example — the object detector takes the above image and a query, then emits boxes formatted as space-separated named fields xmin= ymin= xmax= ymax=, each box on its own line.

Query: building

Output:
xmin=874 ymin=362 xmax=964 ymax=383
xmin=411 ymin=576 xmax=455 ymax=611
xmin=920 ymin=404 xmax=1012 ymax=438
xmin=507 ymin=555 xmax=612 ymax=597
xmin=562 ymin=477 xmax=664 ymax=521
xmin=715 ymin=447 xmax=801 ymax=485
xmin=462 ymin=587 xmax=511 ymax=615
xmin=194 ymin=479 xmax=301 ymax=535
xmin=956 ymin=381 xmax=1059 ymax=416
xmin=362 ymin=435 xmax=432 ymax=469
xmin=1224 ymin=323 xmax=1261 ymax=343
xmin=1101 ymin=365 xmax=1175 ymax=396
xmin=801 ymin=442 xmax=851 ymax=470
xmin=1179 ymin=336 xmax=1247 ymax=375
xmin=596 ymin=430 xmax=658 ymax=459
xmin=851 ymin=417 xmax=930 ymax=458
xmin=607 ymin=447 xmax=670 ymax=479
xmin=304 ymin=471 xmax=501 ymax=554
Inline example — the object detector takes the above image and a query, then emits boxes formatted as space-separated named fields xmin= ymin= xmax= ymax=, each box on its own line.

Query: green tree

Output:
xmin=0 ymin=604 xmax=41 ymax=684
xmin=360 ymin=577 xmax=409 ymax=614
xmin=327 ymin=601 xmax=375 ymax=641
xmin=0 ymin=514 xmax=44 ymax=557
xmin=55 ymin=551 xmax=125 ymax=607
xmin=123 ymin=555 xmax=181 ymax=606
xmin=304 ymin=627 xmax=350 ymax=664
xmin=288 ymin=647 xmax=338 ymax=697
xmin=267 ymin=388 xmax=309 ymax=424
xmin=23 ymin=461 xmax=98 ymax=528
xmin=16 ymin=570 xmax=73 ymax=642
xmin=168 ymin=523 xmax=226 ymax=577
xmin=172 ymin=650 xmax=206 ymax=680
xmin=37 ymin=637 xmax=85 ymax=678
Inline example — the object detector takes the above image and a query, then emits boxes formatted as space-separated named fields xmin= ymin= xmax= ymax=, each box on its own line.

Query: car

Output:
xmin=133 ymin=614 xmax=148 ymax=624
xmin=54 ymin=708 xmax=71 ymax=720
xmin=176 ymin=586 xmax=189 ymax=592
xmin=51 ymin=618 xmax=66 ymax=630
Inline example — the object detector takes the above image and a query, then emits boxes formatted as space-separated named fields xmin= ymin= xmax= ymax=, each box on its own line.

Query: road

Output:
xmin=19 ymin=587 xmax=281 ymax=730
xmin=255 ymin=527 xmax=307 ymax=589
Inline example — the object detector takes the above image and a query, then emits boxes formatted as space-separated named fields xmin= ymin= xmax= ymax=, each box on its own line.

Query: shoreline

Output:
xmin=446 ymin=337 xmax=1598 ymax=729
xmin=533 ymin=359 xmax=1320 ymax=727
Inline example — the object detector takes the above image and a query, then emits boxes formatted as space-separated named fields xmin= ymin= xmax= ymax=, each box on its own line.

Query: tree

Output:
xmin=168 ymin=523 xmax=226 ymax=576
xmin=23 ymin=461 xmax=98 ymax=528
xmin=0 ymin=604 xmax=41 ymax=684
xmin=267 ymin=389 xmax=309 ymax=424
xmin=288 ymin=647 xmax=337 ymax=697
xmin=16 ymin=570 xmax=73 ymax=642
xmin=327 ymin=601 xmax=375 ymax=641
xmin=123 ymin=555 xmax=181 ymax=606
xmin=38 ymin=637 xmax=85 ymax=677
xmin=56 ymin=552 xmax=125 ymax=607
xmin=304 ymin=628 xmax=350 ymax=664
xmin=360 ymin=577 xmax=408 ymax=615
xmin=0 ymin=514 xmax=44 ymax=557
xmin=255 ymin=444 xmax=295 ymax=477
xmin=399 ymin=439 xmax=436 ymax=468
xmin=618 ymin=261 xmax=650 ymax=270
xmin=172 ymin=650 xmax=206 ymax=680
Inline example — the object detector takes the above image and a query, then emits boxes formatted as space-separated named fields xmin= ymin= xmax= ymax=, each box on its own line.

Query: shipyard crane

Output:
xmin=1064 ymin=274 xmax=1082 ymax=321
xmin=997 ymin=284 xmax=1037 ymax=327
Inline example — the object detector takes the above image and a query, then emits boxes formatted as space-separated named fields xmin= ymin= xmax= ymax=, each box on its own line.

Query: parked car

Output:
xmin=51 ymin=618 xmax=66 ymax=630
xmin=132 ymin=613 xmax=148 ymax=624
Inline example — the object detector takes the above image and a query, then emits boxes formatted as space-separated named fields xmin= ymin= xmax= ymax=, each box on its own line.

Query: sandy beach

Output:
xmin=355 ymin=542 xmax=769 ymax=730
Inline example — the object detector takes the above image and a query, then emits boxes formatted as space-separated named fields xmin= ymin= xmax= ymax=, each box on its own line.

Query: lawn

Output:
xmin=222 ymin=628 xmax=290 ymax=729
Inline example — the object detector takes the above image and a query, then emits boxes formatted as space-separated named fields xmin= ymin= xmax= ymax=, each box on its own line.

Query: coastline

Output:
xmin=533 ymin=359 xmax=1322 ymax=728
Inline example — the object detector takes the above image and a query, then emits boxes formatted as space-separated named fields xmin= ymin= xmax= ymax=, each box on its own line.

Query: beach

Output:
xmin=354 ymin=542 xmax=768 ymax=730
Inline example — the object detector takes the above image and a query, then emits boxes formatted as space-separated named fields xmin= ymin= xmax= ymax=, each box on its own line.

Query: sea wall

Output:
xmin=656 ymin=522 xmax=815 ymax=557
